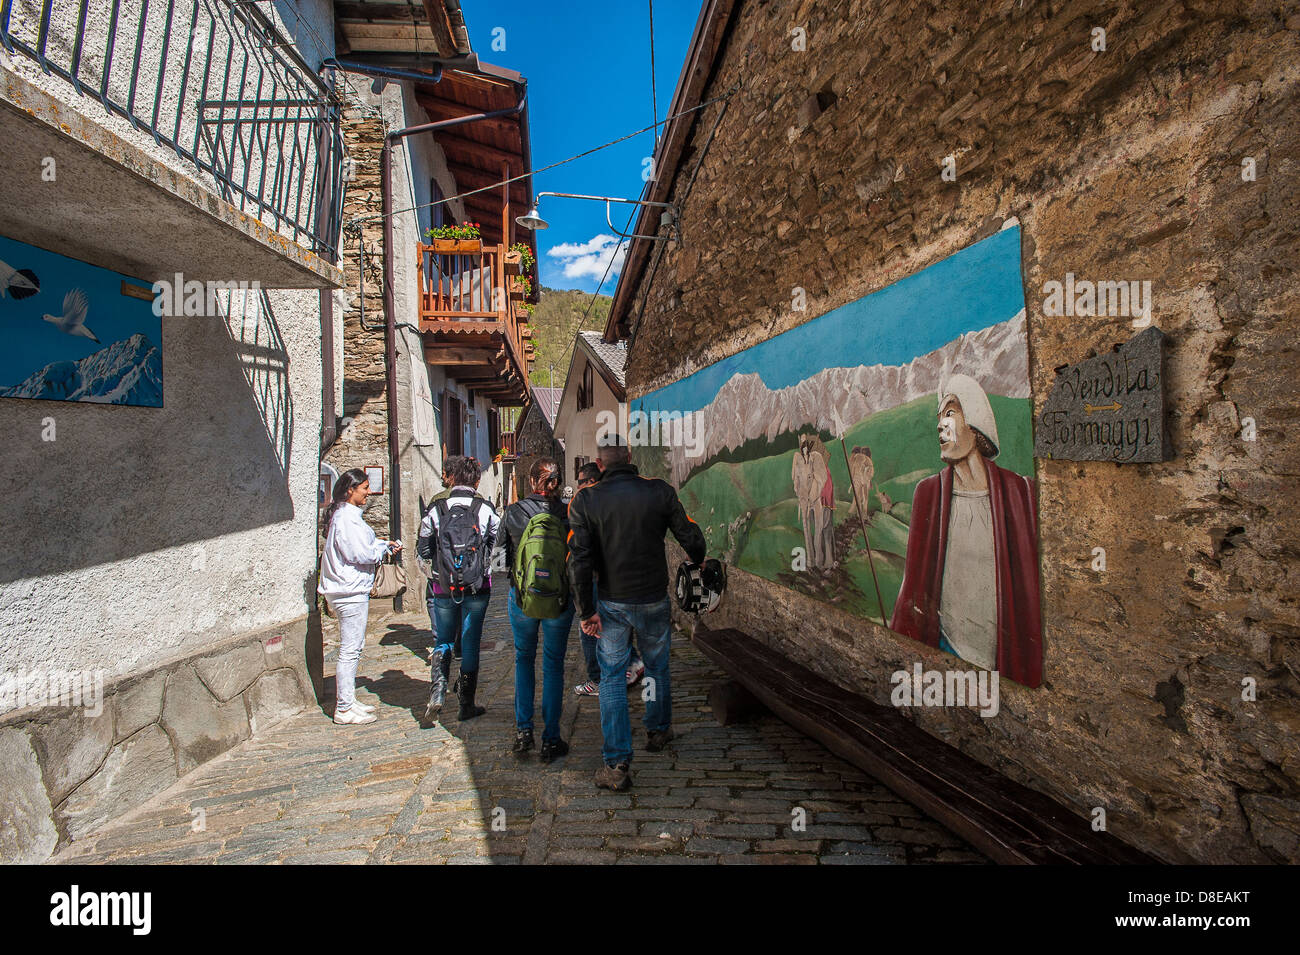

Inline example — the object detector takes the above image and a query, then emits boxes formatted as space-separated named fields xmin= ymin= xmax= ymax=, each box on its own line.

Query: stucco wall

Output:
xmin=0 ymin=287 xmax=324 ymax=709
xmin=624 ymin=1 xmax=1300 ymax=863
xmin=555 ymin=355 xmax=623 ymax=472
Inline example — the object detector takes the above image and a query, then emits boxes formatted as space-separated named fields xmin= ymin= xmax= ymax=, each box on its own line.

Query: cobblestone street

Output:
xmin=51 ymin=591 xmax=984 ymax=865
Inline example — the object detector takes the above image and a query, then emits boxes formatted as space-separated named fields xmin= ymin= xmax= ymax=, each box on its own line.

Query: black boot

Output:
xmin=457 ymin=670 xmax=486 ymax=721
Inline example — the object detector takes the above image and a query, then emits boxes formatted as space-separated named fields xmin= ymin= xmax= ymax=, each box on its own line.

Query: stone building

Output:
xmin=0 ymin=0 xmax=345 ymax=862
xmin=603 ymin=0 xmax=1300 ymax=863
xmin=322 ymin=7 xmax=538 ymax=606
xmin=554 ymin=331 xmax=628 ymax=478
xmin=515 ymin=384 xmax=565 ymax=497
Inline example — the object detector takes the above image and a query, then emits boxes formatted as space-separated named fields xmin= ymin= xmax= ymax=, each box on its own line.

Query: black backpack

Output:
xmin=434 ymin=495 xmax=491 ymax=599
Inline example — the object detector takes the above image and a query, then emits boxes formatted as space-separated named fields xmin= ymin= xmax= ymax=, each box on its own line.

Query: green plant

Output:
xmin=510 ymin=241 xmax=536 ymax=274
xmin=426 ymin=221 xmax=482 ymax=241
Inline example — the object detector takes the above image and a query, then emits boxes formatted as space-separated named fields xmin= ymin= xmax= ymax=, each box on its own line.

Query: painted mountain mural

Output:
xmin=0 ymin=333 xmax=162 ymax=406
xmin=0 ymin=233 xmax=163 ymax=409
xmin=631 ymin=225 xmax=1045 ymax=687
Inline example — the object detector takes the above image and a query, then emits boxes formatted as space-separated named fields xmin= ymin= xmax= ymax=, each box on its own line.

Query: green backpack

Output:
xmin=512 ymin=510 xmax=570 ymax=619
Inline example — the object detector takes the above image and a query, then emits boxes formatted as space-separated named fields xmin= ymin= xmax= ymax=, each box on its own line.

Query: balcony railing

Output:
xmin=0 ymin=0 xmax=344 ymax=259
xmin=417 ymin=241 xmax=531 ymax=389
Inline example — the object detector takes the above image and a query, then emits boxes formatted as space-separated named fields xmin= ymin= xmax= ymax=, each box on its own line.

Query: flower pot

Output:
xmin=430 ymin=238 xmax=482 ymax=254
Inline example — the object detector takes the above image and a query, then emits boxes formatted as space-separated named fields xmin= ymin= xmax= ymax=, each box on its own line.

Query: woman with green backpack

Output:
xmin=501 ymin=458 xmax=574 ymax=761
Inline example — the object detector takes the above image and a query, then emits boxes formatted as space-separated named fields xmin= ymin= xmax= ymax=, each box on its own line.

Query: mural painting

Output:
xmin=0 ymin=234 xmax=163 ymax=408
xmin=631 ymin=225 xmax=1043 ymax=686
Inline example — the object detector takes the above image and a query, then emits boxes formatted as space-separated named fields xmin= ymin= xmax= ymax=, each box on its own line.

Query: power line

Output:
xmin=345 ymin=88 xmax=736 ymax=227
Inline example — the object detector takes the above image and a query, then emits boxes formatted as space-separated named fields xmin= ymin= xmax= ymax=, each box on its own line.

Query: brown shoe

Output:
xmin=645 ymin=728 xmax=675 ymax=752
xmin=594 ymin=762 xmax=633 ymax=791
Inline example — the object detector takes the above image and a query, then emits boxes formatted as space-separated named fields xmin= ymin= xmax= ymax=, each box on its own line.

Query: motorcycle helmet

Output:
xmin=675 ymin=558 xmax=727 ymax=614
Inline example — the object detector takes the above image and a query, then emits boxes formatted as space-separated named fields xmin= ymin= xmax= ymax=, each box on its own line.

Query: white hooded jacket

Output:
xmin=318 ymin=503 xmax=388 ymax=600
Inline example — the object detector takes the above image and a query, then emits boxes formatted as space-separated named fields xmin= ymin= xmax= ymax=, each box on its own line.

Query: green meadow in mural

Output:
xmin=632 ymin=225 xmax=1043 ymax=687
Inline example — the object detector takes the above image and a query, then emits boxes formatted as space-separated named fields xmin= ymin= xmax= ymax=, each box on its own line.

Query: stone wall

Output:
xmin=515 ymin=404 xmax=565 ymax=497
xmin=0 ymin=613 xmax=315 ymax=863
xmin=325 ymin=92 xmax=393 ymax=537
xmin=625 ymin=0 xmax=1300 ymax=863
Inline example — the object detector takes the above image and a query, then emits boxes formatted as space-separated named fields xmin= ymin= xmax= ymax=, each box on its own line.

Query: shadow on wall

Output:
xmin=0 ymin=290 xmax=297 ymax=585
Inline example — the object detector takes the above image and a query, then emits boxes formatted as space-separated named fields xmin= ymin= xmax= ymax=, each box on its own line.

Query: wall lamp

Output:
xmin=515 ymin=191 xmax=680 ymax=242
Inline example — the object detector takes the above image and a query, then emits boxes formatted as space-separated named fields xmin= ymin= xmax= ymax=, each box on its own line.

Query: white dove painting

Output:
xmin=0 ymin=234 xmax=162 ymax=407
xmin=43 ymin=288 xmax=100 ymax=343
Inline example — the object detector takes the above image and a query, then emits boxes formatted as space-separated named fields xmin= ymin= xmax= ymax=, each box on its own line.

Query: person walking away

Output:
xmin=417 ymin=455 xmax=500 ymax=725
xmin=568 ymin=437 xmax=707 ymax=791
xmin=423 ymin=465 xmax=465 ymax=662
xmin=570 ymin=463 xmax=602 ymax=698
xmin=501 ymin=458 xmax=574 ymax=760
xmin=318 ymin=468 xmax=402 ymax=725
xmin=568 ymin=463 xmax=644 ymax=696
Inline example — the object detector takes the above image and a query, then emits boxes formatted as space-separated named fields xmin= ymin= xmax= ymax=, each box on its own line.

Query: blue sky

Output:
xmin=460 ymin=0 xmax=701 ymax=294
xmin=0 ymin=235 xmax=159 ymax=387
xmin=634 ymin=227 xmax=1028 ymax=416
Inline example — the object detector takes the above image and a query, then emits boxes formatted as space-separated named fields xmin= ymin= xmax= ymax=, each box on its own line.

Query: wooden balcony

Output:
xmin=418 ymin=241 xmax=531 ymax=405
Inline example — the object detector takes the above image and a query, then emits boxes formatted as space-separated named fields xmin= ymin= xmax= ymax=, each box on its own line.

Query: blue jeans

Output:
xmin=580 ymin=584 xmax=640 ymax=683
xmin=596 ymin=595 xmax=672 ymax=766
xmin=508 ymin=589 xmax=574 ymax=741
xmin=429 ymin=591 xmax=489 ymax=672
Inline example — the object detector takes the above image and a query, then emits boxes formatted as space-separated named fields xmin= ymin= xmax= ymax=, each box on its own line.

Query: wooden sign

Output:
xmin=1034 ymin=326 xmax=1172 ymax=463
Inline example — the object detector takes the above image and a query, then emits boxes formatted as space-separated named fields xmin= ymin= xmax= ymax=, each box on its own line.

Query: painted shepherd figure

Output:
xmin=793 ymin=433 xmax=836 ymax=571
xmin=889 ymin=375 xmax=1043 ymax=687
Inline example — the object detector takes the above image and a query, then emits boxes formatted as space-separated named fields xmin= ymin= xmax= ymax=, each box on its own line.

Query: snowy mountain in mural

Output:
xmin=0 ymin=333 xmax=162 ymax=406
xmin=660 ymin=310 xmax=1028 ymax=484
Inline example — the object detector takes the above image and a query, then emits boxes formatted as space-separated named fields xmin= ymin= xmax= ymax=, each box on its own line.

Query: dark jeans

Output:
xmin=508 ymin=588 xmax=575 ymax=741
xmin=580 ymin=584 xmax=640 ymax=683
xmin=428 ymin=590 xmax=489 ymax=672
xmin=596 ymin=595 xmax=672 ymax=766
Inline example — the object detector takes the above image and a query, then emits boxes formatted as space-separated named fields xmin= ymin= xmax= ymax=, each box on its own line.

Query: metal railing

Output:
xmin=0 ymin=0 xmax=344 ymax=259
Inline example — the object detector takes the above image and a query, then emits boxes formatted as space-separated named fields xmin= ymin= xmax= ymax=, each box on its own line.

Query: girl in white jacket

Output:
xmin=318 ymin=468 xmax=401 ymax=725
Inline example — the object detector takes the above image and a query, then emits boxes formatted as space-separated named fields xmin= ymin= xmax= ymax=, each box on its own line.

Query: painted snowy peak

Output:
xmin=658 ymin=310 xmax=1029 ymax=484
xmin=0 ymin=332 xmax=163 ymax=406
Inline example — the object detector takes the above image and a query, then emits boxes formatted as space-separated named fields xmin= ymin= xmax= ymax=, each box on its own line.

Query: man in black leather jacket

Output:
xmin=568 ymin=439 xmax=707 ymax=791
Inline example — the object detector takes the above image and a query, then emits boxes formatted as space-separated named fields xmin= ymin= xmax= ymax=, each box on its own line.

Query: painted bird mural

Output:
xmin=0 ymin=259 xmax=40 ymax=299
xmin=43 ymin=288 xmax=99 ymax=343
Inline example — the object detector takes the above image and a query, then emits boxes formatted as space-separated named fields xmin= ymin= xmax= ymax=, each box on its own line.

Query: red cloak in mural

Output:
xmin=889 ymin=460 xmax=1043 ymax=687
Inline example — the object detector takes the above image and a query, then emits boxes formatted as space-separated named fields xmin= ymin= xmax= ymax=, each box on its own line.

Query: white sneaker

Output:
xmin=334 ymin=707 xmax=376 ymax=725
xmin=352 ymin=700 xmax=376 ymax=714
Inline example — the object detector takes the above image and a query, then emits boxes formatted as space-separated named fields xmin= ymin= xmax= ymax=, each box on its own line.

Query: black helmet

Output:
xmin=675 ymin=558 xmax=727 ymax=614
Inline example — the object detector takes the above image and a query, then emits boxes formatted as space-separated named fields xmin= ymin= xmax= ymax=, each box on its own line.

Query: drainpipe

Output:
xmin=377 ymin=86 xmax=528 ymax=610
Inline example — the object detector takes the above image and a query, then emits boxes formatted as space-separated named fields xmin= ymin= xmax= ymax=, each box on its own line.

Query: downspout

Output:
xmin=376 ymin=82 xmax=528 ymax=609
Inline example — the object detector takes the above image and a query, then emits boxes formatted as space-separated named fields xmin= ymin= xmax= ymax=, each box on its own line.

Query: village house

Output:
xmin=602 ymin=0 xmax=1299 ymax=863
xmin=322 ymin=1 xmax=539 ymax=604
xmin=514 ymin=384 xmax=565 ymax=496
xmin=553 ymin=331 xmax=627 ymax=480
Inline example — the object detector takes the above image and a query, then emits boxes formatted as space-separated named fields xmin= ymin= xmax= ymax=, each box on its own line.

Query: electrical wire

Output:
xmin=346 ymin=87 xmax=736 ymax=227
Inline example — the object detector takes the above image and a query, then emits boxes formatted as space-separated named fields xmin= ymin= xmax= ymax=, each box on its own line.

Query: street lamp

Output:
xmin=515 ymin=191 xmax=680 ymax=242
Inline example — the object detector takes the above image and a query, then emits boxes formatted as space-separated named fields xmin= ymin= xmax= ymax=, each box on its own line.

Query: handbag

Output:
xmin=370 ymin=553 xmax=408 ymax=598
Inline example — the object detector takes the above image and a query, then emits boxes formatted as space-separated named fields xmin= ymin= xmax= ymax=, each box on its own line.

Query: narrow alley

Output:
xmin=50 ymin=592 xmax=982 ymax=866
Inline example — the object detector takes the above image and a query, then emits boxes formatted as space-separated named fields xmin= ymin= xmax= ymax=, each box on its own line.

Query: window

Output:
xmin=442 ymin=391 xmax=464 ymax=457
xmin=577 ymin=361 xmax=595 ymax=412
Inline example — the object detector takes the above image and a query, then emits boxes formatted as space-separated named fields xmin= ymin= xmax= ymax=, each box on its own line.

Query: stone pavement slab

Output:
xmin=50 ymin=590 xmax=986 ymax=865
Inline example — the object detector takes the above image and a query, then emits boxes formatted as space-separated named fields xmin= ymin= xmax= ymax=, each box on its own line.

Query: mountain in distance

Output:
xmin=527 ymin=286 xmax=612 ymax=388
xmin=657 ymin=310 xmax=1030 ymax=484
xmin=0 ymin=332 xmax=163 ymax=406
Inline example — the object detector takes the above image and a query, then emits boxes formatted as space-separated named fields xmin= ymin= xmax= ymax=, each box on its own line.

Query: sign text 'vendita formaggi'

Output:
xmin=1034 ymin=327 xmax=1172 ymax=463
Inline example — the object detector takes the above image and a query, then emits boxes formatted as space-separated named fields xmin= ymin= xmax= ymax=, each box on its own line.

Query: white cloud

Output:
xmin=546 ymin=234 xmax=626 ymax=283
